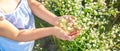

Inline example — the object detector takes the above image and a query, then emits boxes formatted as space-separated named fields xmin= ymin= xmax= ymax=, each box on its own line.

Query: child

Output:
xmin=0 ymin=0 xmax=79 ymax=51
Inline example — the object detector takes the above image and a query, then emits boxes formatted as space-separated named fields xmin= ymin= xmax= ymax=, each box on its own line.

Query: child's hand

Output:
xmin=54 ymin=15 xmax=82 ymax=41
xmin=68 ymin=30 xmax=80 ymax=40
xmin=52 ymin=26 xmax=70 ymax=40
xmin=52 ymin=26 xmax=79 ymax=41
xmin=57 ymin=15 xmax=82 ymax=35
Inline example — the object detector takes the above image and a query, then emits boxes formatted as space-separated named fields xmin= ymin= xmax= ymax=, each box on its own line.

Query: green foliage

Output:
xmin=34 ymin=0 xmax=120 ymax=51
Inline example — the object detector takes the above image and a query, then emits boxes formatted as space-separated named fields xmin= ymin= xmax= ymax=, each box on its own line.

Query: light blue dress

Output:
xmin=0 ymin=0 xmax=35 ymax=51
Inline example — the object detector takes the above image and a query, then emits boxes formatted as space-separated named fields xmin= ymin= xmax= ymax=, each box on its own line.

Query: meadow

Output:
xmin=33 ymin=0 xmax=120 ymax=51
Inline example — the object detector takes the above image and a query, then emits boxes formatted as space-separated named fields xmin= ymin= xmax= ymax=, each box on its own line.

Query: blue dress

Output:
xmin=0 ymin=0 xmax=35 ymax=51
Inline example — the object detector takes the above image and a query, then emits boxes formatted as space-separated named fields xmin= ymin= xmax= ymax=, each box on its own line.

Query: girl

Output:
xmin=0 ymin=0 xmax=79 ymax=51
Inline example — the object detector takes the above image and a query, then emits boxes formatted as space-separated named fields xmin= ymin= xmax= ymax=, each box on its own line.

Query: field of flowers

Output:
xmin=33 ymin=0 xmax=120 ymax=51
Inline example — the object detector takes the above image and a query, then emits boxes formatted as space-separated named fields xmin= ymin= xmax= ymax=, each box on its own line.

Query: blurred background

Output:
xmin=33 ymin=0 xmax=120 ymax=51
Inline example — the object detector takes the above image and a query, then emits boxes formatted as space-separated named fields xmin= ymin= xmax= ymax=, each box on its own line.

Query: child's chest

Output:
xmin=0 ymin=0 xmax=20 ymax=14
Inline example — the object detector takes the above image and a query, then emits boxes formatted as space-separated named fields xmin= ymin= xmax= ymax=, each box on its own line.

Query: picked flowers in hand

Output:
xmin=57 ymin=15 xmax=82 ymax=35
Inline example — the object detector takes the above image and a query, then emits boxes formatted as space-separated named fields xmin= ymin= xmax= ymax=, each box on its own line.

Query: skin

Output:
xmin=0 ymin=0 xmax=79 ymax=42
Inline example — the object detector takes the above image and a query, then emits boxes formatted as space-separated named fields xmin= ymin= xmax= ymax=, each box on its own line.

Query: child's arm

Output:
xmin=0 ymin=17 xmax=71 ymax=42
xmin=28 ymin=0 xmax=59 ymax=25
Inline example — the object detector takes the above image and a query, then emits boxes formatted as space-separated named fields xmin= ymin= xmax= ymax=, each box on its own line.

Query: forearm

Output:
xmin=14 ymin=27 xmax=55 ymax=42
xmin=28 ymin=0 xmax=59 ymax=25
xmin=0 ymin=19 xmax=55 ymax=42
xmin=0 ymin=27 xmax=54 ymax=42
